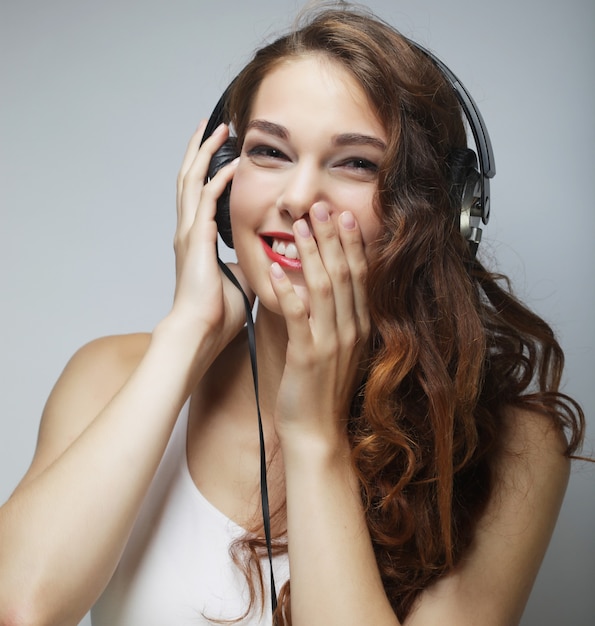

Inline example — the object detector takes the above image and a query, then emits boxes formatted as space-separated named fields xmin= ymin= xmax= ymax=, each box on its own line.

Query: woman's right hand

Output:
xmin=171 ymin=121 xmax=252 ymax=350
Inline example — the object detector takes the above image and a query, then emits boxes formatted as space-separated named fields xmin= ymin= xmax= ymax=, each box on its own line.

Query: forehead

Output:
xmin=248 ymin=55 xmax=385 ymax=140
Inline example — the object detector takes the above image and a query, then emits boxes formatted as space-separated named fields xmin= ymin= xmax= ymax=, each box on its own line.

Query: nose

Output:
xmin=276 ymin=159 xmax=324 ymax=221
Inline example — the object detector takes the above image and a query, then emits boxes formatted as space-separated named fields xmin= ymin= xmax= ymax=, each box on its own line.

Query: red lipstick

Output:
xmin=260 ymin=232 xmax=302 ymax=271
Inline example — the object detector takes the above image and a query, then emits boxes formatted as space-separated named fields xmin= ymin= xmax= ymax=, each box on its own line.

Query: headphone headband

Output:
xmin=407 ymin=39 xmax=496 ymax=226
xmin=204 ymin=36 xmax=496 ymax=254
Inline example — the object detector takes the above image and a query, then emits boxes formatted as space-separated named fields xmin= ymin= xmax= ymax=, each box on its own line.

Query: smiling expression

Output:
xmin=228 ymin=54 xmax=387 ymax=314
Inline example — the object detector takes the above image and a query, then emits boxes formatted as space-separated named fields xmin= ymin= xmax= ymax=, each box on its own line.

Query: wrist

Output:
xmin=279 ymin=425 xmax=353 ymax=472
xmin=154 ymin=309 xmax=212 ymax=345
xmin=151 ymin=313 xmax=221 ymax=389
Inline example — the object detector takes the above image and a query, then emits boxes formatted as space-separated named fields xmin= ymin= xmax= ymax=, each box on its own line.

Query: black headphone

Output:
xmin=202 ymin=39 xmax=495 ymax=258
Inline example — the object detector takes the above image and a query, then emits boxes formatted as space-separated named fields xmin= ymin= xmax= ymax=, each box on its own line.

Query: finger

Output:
xmin=292 ymin=213 xmax=337 ymax=338
xmin=174 ymin=156 xmax=238 ymax=269
xmin=308 ymin=203 xmax=360 ymax=337
xmin=178 ymin=123 xmax=229 ymax=235
xmin=296 ymin=201 xmax=360 ymax=345
xmin=337 ymin=211 xmax=371 ymax=341
xmin=176 ymin=120 xmax=207 ymax=219
xmin=269 ymin=262 xmax=313 ymax=349
xmin=179 ymin=120 xmax=208 ymax=178
xmin=187 ymin=157 xmax=239 ymax=242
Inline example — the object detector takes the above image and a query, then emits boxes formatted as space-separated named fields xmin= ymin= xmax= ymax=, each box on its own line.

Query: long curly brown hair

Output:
xmin=219 ymin=4 xmax=585 ymax=623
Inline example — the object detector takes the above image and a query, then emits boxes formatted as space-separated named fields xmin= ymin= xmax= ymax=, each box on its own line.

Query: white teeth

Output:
xmin=272 ymin=239 xmax=300 ymax=260
xmin=284 ymin=243 xmax=299 ymax=259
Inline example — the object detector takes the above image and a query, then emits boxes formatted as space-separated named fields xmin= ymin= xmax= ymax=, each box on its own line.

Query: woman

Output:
xmin=0 ymin=5 xmax=585 ymax=626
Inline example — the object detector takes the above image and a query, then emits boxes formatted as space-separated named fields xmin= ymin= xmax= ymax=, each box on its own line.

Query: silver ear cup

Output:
xmin=459 ymin=168 xmax=483 ymax=247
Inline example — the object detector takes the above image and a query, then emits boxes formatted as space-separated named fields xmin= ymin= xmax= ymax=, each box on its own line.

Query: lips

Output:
xmin=260 ymin=232 xmax=302 ymax=270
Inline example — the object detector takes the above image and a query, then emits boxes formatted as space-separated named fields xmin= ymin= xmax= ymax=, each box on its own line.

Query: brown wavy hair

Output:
xmin=220 ymin=3 xmax=585 ymax=623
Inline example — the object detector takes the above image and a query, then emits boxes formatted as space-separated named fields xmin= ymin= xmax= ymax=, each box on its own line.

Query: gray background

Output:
xmin=1 ymin=1 xmax=593 ymax=624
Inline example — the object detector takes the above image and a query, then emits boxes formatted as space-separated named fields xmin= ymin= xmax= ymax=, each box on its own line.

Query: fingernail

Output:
xmin=312 ymin=204 xmax=329 ymax=222
xmin=295 ymin=219 xmax=311 ymax=238
xmin=271 ymin=262 xmax=285 ymax=279
xmin=340 ymin=211 xmax=356 ymax=230
xmin=214 ymin=122 xmax=227 ymax=135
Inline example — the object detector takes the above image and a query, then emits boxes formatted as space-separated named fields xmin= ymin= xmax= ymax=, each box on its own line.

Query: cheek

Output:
xmin=228 ymin=167 xmax=246 ymax=220
xmin=359 ymin=212 xmax=382 ymax=248
xmin=335 ymin=189 xmax=382 ymax=247
xmin=228 ymin=167 xmax=256 ymax=234
xmin=228 ymin=162 xmax=275 ymax=229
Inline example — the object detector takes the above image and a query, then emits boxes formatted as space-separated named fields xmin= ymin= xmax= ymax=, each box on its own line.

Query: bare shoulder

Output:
xmin=49 ymin=333 xmax=153 ymax=403
xmin=493 ymin=405 xmax=570 ymax=505
xmin=406 ymin=407 xmax=570 ymax=626
xmin=499 ymin=404 xmax=569 ymax=459
xmin=479 ymin=405 xmax=570 ymax=557
xmin=21 ymin=333 xmax=152 ymax=487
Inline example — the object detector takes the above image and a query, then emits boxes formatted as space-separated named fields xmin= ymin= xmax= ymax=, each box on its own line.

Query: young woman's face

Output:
xmin=229 ymin=54 xmax=386 ymax=315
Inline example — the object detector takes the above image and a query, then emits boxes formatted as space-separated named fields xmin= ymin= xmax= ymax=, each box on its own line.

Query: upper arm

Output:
xmin=405 ymin=408 xmax=570 ymax=626
xmin=16 ymin=333 xmax=151 ymax=492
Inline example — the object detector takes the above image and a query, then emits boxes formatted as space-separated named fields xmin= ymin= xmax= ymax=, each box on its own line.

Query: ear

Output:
xmin=208 ymin=137 xmax=239 ymax=248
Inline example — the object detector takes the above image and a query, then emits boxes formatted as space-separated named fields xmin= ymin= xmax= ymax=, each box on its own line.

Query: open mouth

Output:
xmin=261 ymin=234 xmax=302 ymax=270
xmin=270 ymin=238 xmax=299 ymax=260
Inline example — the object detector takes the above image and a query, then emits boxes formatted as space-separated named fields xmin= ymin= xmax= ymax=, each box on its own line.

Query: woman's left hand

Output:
xmin=270 ymin=203 xmax=371 ymax=451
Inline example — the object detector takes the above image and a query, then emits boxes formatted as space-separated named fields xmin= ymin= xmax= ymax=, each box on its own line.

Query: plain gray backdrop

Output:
xmin=1 ymin=1 xmax=593 ymax=624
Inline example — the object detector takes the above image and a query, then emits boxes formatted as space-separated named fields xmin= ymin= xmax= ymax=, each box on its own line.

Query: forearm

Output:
xmin=282 ymin=433 xmax=400 ymax=626
xmin=0 ymin=316 xmax=218 ymax=625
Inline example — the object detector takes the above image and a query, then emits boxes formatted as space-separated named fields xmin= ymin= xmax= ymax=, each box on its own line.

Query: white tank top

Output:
xmin=91 ymin=403 xmax=289 ymax=626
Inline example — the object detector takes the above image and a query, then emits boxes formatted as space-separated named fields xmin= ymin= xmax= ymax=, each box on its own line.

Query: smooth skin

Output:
xmin=0 ymin=56 xmax=569 ymax=626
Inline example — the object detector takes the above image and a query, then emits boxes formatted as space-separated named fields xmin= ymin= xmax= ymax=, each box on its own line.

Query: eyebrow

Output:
xmin=246 ymin=119 xmax=289 ymax=140
xmin=333 ymin=132 xmax=386 ymax=152
xmin=246 ymin=119 xmax=386 ymax=152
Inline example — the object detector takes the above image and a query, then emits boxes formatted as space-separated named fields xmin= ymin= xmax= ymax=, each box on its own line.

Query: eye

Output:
xmin=344 ymin=157 xmax=377 ymax=170
xmin=246 ymin=145 xmax=288 ymax=161
xmin=337 ymin=157 xmax=379 ymax=179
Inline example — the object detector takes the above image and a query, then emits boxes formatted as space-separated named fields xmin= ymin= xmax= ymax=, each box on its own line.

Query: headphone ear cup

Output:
xmin=449 ymin=148 xmax=482 ymax=250
xmin=459 ymin=168 xmax=482 ymax=246
xmin=207 ymin=137 xmax=239 ymax=248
